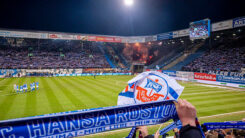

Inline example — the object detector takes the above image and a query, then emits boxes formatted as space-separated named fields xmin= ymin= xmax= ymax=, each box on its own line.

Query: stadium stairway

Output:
xmin=104 ymin=54 xmax=116 ymax=68
xmin=166 ymin=42 xmax=208 ymax=71
xmin=96 ymin=43 xmax=116 ymax=68
xmin=111 ymin=46 xmax=130 ymax=68
xmin=148 ymin=46 xmax=184 ymax=69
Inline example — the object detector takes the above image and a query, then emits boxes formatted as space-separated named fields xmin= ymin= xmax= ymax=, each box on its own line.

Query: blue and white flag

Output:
xmin=118 ymin=71 xmax=184 ymax=137
xmin=118 ymin=71 xmax=184 ymax=105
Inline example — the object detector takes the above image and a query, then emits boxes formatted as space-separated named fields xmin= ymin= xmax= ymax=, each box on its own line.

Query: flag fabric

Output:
xmin=117 ymin=71 xmax=184 ymax=105
xmin=117 ymin=71 xmax=184 ymax=137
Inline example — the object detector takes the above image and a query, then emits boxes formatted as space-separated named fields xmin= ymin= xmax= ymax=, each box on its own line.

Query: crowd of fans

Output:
xmin=182 ymin=29 xmax=245 ymax=73
xmin=0 ymin=37 xmax=114 ymax=69
xmin=203 ymin=128 xmax=245 ymax=138
xmin=0 ymin=49 xmax=110 ymax=69
xmin=134 ymin=99 xmax=245 ymax=138
xmin=182 ymin=46 xmax=245 ymax=72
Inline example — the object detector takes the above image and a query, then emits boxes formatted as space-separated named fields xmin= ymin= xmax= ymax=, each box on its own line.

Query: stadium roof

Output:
xmin=0 ymin=0 xmax=244 ymax=36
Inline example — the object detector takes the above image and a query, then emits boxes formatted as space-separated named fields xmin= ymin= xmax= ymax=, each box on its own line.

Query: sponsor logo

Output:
xmin=208 ymin=71 xmax=245 ymax=78
xmin=239 ymin=85 xmax=245 ymax=88
xmin=194 ymin=73 xmax=216 ymax=81
xmin=77 ymin=35 xmax=87 ymax=40
xmin=220 ymin=82 xmax=227 ymax=86
xmin=233 ymin=17 xmax=245 ymax=28
xmin=212 ymin=20 xmax=233 ymax=31
xmin=217 ymin=75 xmax=245 ymax=84
xmin=49 ymin=34 xmax=58 ymax=38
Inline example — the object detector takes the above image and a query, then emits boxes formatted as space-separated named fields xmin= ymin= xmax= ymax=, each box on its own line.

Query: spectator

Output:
xmin=176 ymin=99 xmax=202 ymax=138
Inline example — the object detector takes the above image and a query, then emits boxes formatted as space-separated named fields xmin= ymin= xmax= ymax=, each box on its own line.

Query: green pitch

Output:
xmin=0 ymin=75 xmax=245 ymax=137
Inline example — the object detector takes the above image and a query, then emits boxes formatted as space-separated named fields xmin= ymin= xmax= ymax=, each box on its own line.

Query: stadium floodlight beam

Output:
xmin=124 ymin=0 xmax=134 ymax=6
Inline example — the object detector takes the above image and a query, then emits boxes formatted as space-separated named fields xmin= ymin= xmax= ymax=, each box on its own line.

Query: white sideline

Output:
xmin=83 ymin=110 xmax=245 ymax=137
xmin=199 ymin=110 xmax=245 ymax=119
xmin=182 ymin=90 xmax=245 ymax=96
xmin=182 ymin=91 xmax=230 ymax=96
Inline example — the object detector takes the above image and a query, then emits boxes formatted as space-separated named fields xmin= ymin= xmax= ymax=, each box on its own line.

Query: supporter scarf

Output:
xmin=203 ymin=122 xmax=245 ymax=130
xmin=126 ymin=126 xmax=137 ymax=138
xmin=159 ymin=120 xmax=182 ymax=135
xmin=0 ymin=100 xmax=179 ymax=138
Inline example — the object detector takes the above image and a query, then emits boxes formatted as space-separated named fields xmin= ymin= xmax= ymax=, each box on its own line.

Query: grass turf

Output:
xmin=0 ymin=75 xmax=245 ymax=137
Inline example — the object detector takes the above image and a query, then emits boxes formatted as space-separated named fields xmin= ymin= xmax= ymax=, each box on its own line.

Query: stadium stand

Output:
xmin=182 ymin=27 xmax=245 ymax=73
xmin=0 ymin=38 xmax=111 ymax=69
xmin=1 ymin=27 xmax=244 ymax=73
xmin=167 ymin=40 xmax=207 ymax=71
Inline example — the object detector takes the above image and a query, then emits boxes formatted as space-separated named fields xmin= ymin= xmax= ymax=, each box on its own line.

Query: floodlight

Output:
xmin=124 ymin=0 xmax=133 ymax=6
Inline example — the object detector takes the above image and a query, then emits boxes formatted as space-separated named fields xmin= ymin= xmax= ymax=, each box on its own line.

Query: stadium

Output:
xmin=0 ymin=0 xmax=245 ymax=137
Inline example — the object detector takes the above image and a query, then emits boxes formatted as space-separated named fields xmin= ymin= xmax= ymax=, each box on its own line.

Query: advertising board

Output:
xmin=49 ymin=33 xmax=75 ymax=40
xmin=176 ymin=71 xmax=194 ymax=80
xmin=153 ymin=35 xmax=157 ymax=41
xmin=75 ymin=35 xmax=88 ymax=40
xmin=157 ymin=32 xmax=173 ymax=40
xmin=59 ymin=34 xmax=75 ymax=40
xmin=25 ymin=32 xmax=48 ymax=39
xmin=212 ymin=20 xmax=233 ymax=32
xmin=162 ymin=70 xmax=176 ymax=77
xmin=0 ymin=30 xmax=48 ymax=39
xmin=144 ymin=36 xmax=154 ymax=42
xmin=233 ymin=17 xmax=245 ymax=28
xmin=127 ymin=37 xmax=145 ymax=43
xmin=172 ymin=31 xmax=179 ymax=38
xmin=208 ymin=71 xmax=245 ymax=78
xmin=194 ymin=73 xmax=216 ymax=81
xmin=216 ymin=75 xmax=245 ymax=84
xmin=87 ymin=36 xmax=122 ymax=43
xmin=177 ymin=29 xmax=189 ymax=37
xmin=0 ymin=30 xmax=25 ymax=38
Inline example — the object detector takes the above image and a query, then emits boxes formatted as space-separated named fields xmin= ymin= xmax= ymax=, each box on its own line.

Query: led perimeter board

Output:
xmin=189 ymin=19 xmax=211 ymax=40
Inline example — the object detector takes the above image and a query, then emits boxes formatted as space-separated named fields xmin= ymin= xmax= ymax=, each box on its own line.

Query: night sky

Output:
xmin=0 ymin=0 xmax=244 ymax=36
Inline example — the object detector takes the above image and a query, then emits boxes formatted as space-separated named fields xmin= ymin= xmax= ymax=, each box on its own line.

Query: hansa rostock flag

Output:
xmin=118 ymin=71 xmax=184 ymax=105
